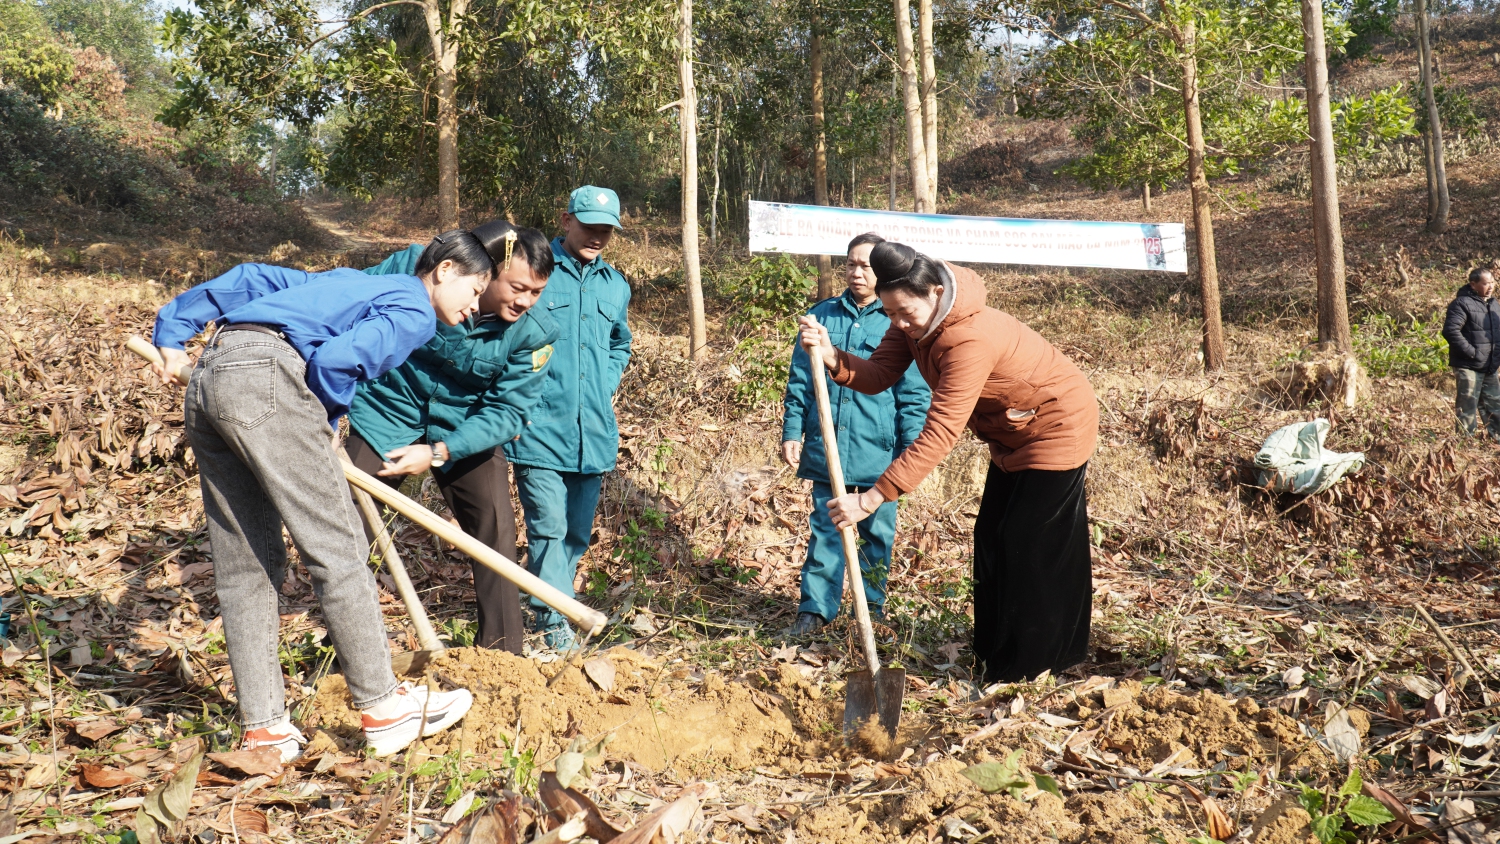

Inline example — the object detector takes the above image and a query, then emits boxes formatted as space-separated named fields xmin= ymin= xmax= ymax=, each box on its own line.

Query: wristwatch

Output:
xmin=430 ymin=442 xmax=449 ymax=468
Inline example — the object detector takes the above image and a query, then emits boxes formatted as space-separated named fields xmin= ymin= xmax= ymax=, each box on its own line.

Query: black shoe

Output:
xmin=789 ymin=612 xmax=825 ymax=637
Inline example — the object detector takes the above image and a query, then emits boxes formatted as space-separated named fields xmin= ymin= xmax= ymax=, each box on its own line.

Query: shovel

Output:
xmin=806 ymin=323 xmax=905 ymax=740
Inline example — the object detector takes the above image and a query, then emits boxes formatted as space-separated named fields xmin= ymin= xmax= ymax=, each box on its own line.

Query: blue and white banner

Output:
xmin=747 ymin=201 xmax=1187 ymax=273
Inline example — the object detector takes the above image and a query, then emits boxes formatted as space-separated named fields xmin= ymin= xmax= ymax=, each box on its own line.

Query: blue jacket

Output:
xmin=152 ymin=263 xmax=435 ymax=420
xmin=504 ymin=238 xmax=633 ymax=474
xmin=782 ymin=291 xmax=930 ymax=488
xmin=348 ymin=246 xmax=561 ymax=462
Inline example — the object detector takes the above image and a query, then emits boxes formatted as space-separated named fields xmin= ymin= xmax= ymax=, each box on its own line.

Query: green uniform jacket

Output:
xmin=348 ymin=246 xmax=561 ymax=461
xmin=365 ymin=244 xmax=424 ymax=277
xmin=782 ymin=291 xmax=931 ymax=488
xmin=503 ymin=238 xmax=632 ymax=474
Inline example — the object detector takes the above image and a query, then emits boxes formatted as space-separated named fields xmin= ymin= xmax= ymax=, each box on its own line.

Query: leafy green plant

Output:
xmin=1296 ymin=769 xmax=1394 ymax=843
xmin=411 ymin=750 xmax=488 ymax=806
xmin=721 ymin=254 xmax=815 ymax=333
xmin=611 ymin=508 xmax=667 ymax=580
xmin=730 ymin=337 xmax=793 ymax=409
xmin=1334 ymin=86 xmax=1416 ymax=158
xmin=960 ymin=750 xmax=1061 ymax=801
xmin=439 ymin=617 xmax=477 ymax=648
xmin=1353 ymin=312 xmax=1448 ymax=376
xmin=499 ymin=741 xmax=538 ymax=794
xmin=277 ymin=629 xmax=334 ymax=682
xmin=1416 ymin=85 xmax=1484 ymax=136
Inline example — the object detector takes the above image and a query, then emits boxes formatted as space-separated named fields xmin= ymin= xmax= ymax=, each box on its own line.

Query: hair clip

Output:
xmin=502 ymin=230 xmax=518 ymax=270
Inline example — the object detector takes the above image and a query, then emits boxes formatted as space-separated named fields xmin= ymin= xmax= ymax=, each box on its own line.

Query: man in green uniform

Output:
xmin=348 ymin=223 xmax=557 ymax=653
xmin=505 ymin=187 xmax=632 ymax=650
xmin=781 ymin=233 xmax=929 ymax=635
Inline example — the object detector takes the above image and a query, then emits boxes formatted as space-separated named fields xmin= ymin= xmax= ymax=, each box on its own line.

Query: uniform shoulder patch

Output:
xmin=531 ymin=344 xmax=555 ymax=372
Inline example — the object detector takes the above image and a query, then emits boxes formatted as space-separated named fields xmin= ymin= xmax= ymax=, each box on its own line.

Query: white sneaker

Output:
xmin=242 ymin=722 xmax=306 ymax=764
xmin=361 ymin=682 xmax=473 ymax=758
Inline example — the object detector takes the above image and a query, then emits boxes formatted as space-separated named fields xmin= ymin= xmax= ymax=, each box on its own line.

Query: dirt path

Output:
xmin=299 ymin=196 xmax=386 ymax=252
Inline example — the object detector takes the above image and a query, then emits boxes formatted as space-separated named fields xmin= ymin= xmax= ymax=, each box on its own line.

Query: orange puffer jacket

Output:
xmin=831 ymin=262 xmax=1098 ymax=500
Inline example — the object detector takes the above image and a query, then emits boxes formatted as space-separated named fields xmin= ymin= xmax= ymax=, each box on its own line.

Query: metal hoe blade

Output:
xmin=842 ymin=667 xmax=906 ymax=739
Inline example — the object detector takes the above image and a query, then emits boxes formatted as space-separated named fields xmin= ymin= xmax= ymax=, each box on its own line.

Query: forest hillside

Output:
xmin=1 ymin=0 xmax=1499 ymax=841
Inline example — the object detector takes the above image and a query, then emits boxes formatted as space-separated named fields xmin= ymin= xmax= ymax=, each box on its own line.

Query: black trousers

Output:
xmin=972 ymin=462 xmax=1092 ymax=684
xmin=344 ymin=433 xmax=525 ymax=654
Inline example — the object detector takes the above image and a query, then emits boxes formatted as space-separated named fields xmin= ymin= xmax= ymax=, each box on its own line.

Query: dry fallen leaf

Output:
xmin=1182 ymin=783 xmax=1234 ymax=841
xmin=1361 ymin=780 xmax=1434 ymax=836
xmin=80 ymin=763 xmax=142 ymax=789
xmin=74 ymin=720 xmax=125 ymax=742
xmin=1403 ymin=676 xmax=1443 ymax=700
xmin=438 ymin=796 xmax=522 ymax=844
xmin=722 ymin=804 xmax=763 ymax=833
xmin=230 ymin=806 xmax=269 ymax=835
xmin=540 ymin=771 xmax=624 ymax=842
xmin=611 ymin=783 xmax=706 ymax=844
xmin=583 ymin=656 xmax=617 ymax=693
xmin=208 ymin=747 xmax=284 ymax=778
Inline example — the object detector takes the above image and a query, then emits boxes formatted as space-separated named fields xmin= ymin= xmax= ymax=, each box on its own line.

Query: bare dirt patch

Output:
xmin=307 ymin=646 xmax=802 ymax=773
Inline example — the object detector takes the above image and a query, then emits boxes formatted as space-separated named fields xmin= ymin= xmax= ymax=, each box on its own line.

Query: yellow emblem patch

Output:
xmin=531 ymin=344 xmax=554 ymax=372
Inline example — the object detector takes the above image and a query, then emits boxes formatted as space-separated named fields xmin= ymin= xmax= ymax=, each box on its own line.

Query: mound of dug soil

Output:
xmin=306 ymin=647 xmax=802 ymax=772
xmin=1090 ymin=681 xmax=1318 ymax=773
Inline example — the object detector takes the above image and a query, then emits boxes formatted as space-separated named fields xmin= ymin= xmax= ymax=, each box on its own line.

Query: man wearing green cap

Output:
xmin=504 ymin=186 xmax=632 ymax=650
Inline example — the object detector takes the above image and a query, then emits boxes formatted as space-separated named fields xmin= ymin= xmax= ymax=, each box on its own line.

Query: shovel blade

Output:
xmin=388 ymin=650 xmax=437 ymax=677
xmin=842 ymin=668 xmax=906 ymax=739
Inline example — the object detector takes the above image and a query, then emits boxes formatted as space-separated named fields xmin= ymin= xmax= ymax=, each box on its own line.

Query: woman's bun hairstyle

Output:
xmin=869 ymin=241 xmax=919 ymax=284
xmin=870 ymin=242 xmax=943 ymax=297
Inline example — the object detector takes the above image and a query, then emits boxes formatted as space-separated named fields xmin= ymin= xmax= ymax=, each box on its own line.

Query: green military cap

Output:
xmin=567 ymin=185 xmax=622 ymax=228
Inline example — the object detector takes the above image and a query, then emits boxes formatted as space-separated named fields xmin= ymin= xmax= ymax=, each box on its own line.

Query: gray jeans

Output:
xmin=1455 ymin=367 xmax=1500 ymax=437
xmin=184 ymin=330 xmax=398 ymax=728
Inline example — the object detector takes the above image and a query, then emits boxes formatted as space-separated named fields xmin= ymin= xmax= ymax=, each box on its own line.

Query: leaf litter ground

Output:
xmin=4 ymin=126 xmax=1500 ymax=840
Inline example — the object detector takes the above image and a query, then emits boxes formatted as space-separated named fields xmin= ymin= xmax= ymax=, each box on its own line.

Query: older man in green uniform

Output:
xmin=505 ymin=187 xmax=632 ymax=650
xmin=781 ymin=233 xmax=929 ymax=636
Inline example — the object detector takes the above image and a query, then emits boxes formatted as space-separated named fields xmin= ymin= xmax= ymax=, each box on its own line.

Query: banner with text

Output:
xmin=747 ymin=201 xmax=1187 ymax=273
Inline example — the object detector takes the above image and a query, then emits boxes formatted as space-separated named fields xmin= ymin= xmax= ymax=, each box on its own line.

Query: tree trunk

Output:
xmin=1301 ymin=0 xmax=1351 ymax=351
xmin=1415 ymin=0 xmax=1449 ymax=233
xmin=680 ymin=0 xmax=707 ymax=360
xmin=1177 ymin=26 xmax=1226 ymax=370
xmin=1141 ymin=182 xmax=1151 ymax=212
xmin=422 ymin=0 xmax=467 ymax=231
xmin=811 ymin=16 xmax=834 ymax=298
xmin=710 ymin=100 xmax=721 ymax=243
xmin=892 ymin=0 xmax=930 ymax=212
xmin=917 ymin=0 xmax=938 ymax=207
xmin=889 ymin=74 xmax=899 ymax=210
xmin=1004 ymin=27 xmax=1018 ymax=115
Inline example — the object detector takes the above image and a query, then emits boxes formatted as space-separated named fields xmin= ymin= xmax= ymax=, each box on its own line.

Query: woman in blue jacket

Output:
xmin=148 ymin=232 xmax=494 ymax=762
xmin=346 ymin=222 xmax=558 ymax=654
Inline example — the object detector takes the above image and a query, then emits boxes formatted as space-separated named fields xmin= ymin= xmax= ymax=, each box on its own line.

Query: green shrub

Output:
xmin=1353 ymin=312 xmax=1448 ymax=376
xmin=0 ymin=1 xmax=73 ymax=105
xmin=730 ymin=336 xmax=793 ymax=409
xmin=720 ymin=254 xmax=815 ymax=333
xmin=1416 ymin=85 xmax=1485 ymax=135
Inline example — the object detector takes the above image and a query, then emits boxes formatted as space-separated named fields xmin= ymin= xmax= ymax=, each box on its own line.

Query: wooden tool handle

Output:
xmin=126 ymin=336 xmax=192 ymax=384
xmin=342 ymin=460 xmax=607 ymax=635
xmin=343 ymin=450 xmax=446 ymax=654
xmin=807 ymin=319 xmax=882 ymax=677
xmin=126 ymin=335 xmax=608 ymax=636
